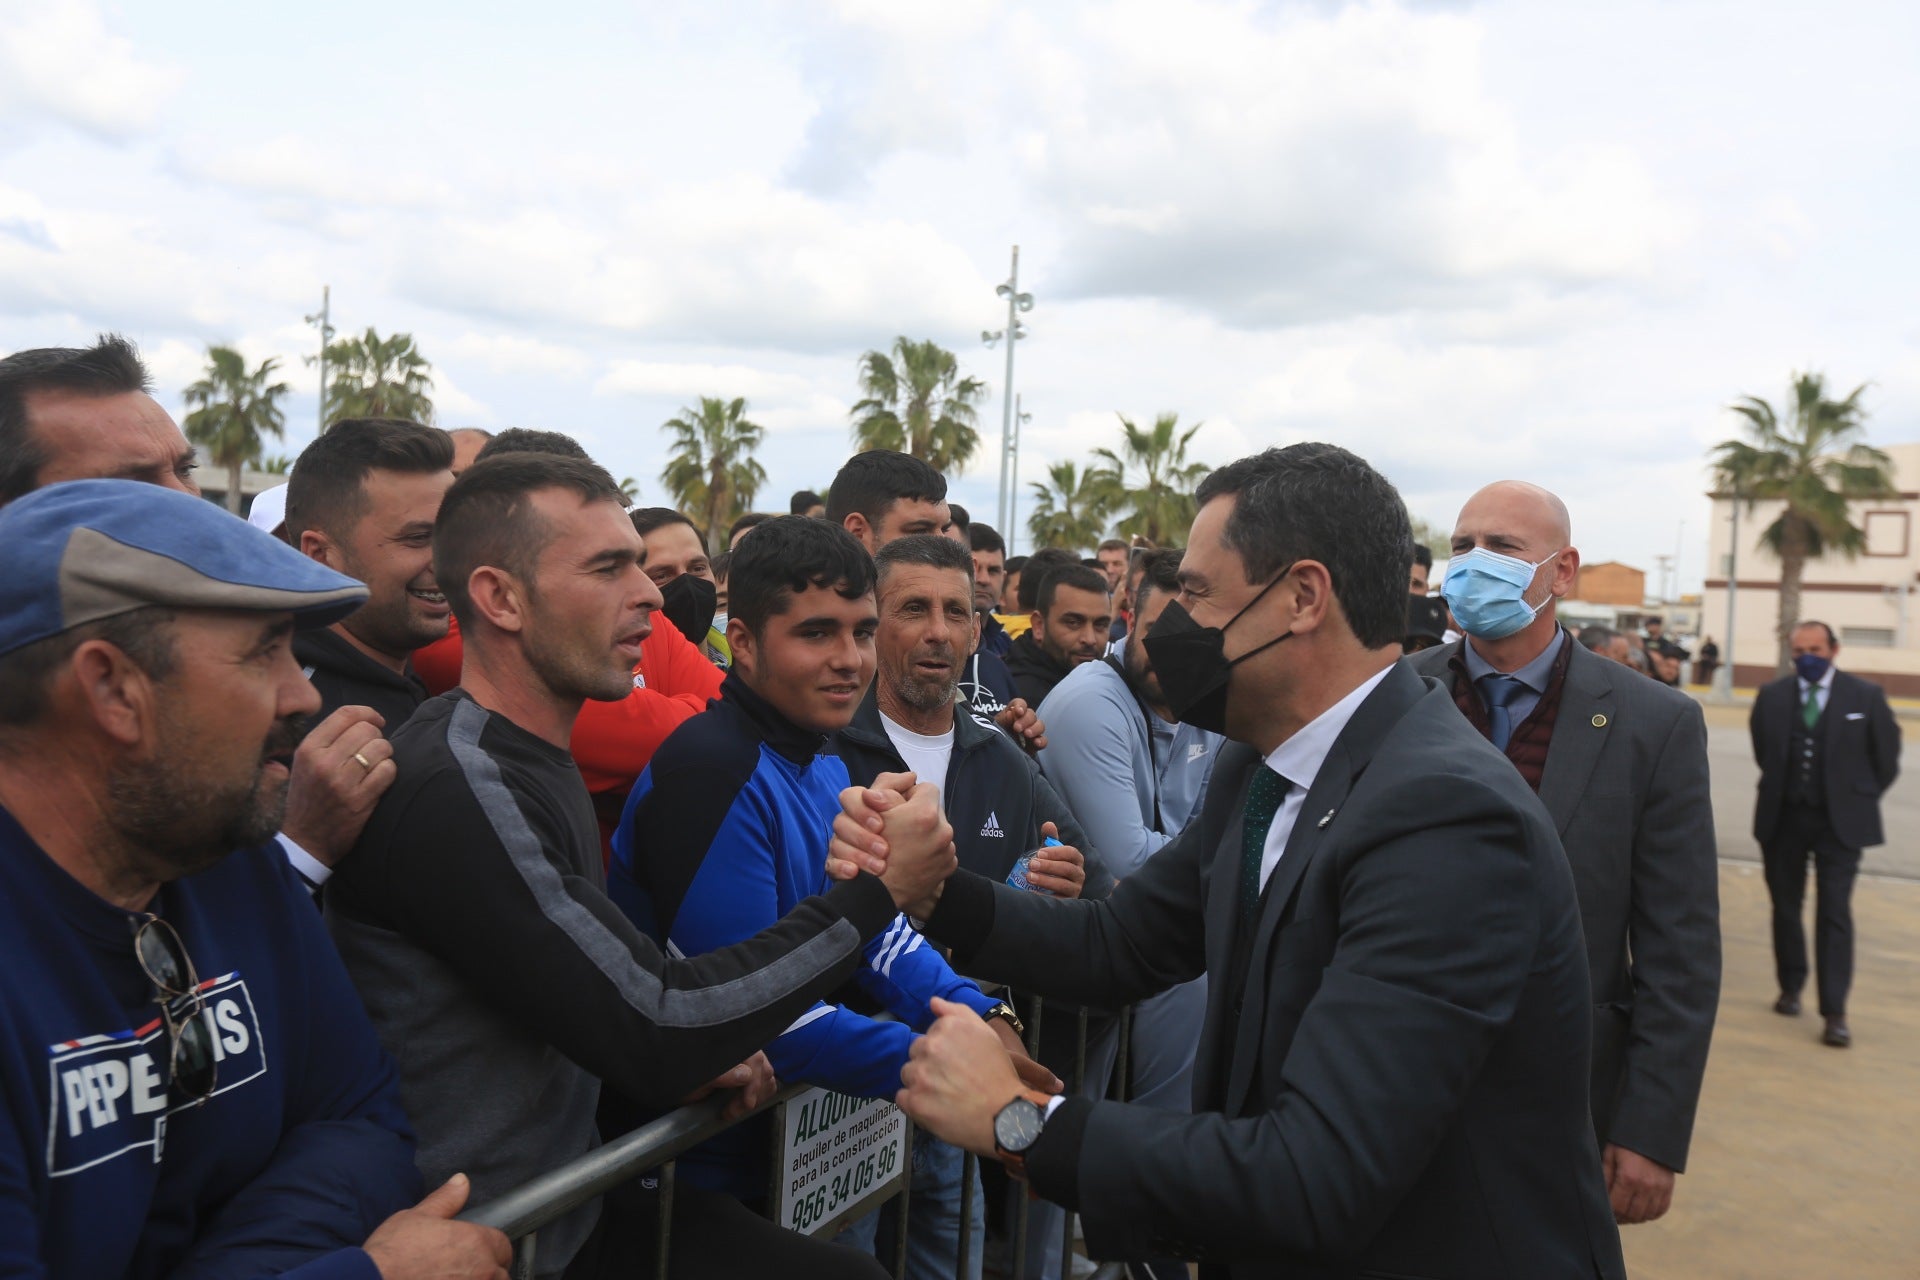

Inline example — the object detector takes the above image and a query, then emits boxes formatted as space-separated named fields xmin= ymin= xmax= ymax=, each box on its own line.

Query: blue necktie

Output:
xmin=1240 ymin=766 xmax=1290 ymax=928
xmin=1480 ymin=674 xmax=1526 ymax=752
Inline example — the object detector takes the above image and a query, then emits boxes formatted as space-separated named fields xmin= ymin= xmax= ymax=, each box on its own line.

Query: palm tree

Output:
xmin=1092 ymin=412 xmax=1209 ymax=547
xmin=1711 ymin=372 xmax=1896 ymax=674
xmin=182 ymin=346 xmax=290 ymax=513
xmin=1026 ymin=460 xmax=1116 ymax=552
xmin=617 ymin=476 xmax=641 ymax=504
xmin=849 ymin=337 xmax=986 ymax=474
xmin=259 ymin=453 xmax=294 ymax=475
xmin=659 ymin=396 xmax=767 ymax=555
xmin=321 ymin=328 xmax=435 ymax=426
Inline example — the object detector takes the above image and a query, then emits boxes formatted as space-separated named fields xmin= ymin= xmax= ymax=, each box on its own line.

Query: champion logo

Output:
xmin=979 ymin=811 xmax=1004 ymax=838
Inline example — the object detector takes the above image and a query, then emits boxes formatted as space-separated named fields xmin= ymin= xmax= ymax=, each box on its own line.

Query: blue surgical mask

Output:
xmin=1441 ymin=547 xmax=1562 ymax=640
xmin=1793 ymin=653 xmax=1831 ymax=684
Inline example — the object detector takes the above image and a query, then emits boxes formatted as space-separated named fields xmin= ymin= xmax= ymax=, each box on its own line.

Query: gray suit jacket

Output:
xmin=923 ymin=662 xmax=1624 ymax=1278
xmin=1409 ymin=635 xmax=1721 ymax=1172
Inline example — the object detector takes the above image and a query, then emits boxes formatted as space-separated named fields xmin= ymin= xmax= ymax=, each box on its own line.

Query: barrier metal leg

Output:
xmin=654 ymin=1161 xmax=675 ymax=1280
xmin=958 ymin=1150 xmax=976 ymax=1280
xmin=886 ymin=1117 xmax=911 ymax=1279
xmin=1060 ymin=1007 xmax=1089 ymax=1280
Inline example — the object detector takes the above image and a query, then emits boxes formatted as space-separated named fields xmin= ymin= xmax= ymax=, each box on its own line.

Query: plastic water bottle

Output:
xmin=1006 ymin=836 xmax=1063 ymax=896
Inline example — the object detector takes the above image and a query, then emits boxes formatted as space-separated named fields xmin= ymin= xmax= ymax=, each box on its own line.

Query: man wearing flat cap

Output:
xmin=0 ymin=480 xmax=509 ymax=1278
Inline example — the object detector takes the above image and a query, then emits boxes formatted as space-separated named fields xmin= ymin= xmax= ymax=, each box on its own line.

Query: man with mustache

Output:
xmin=330 ymin=460 xmax=953 ymax=1278
xmin=0 ymin=480 xmax=511 ymax=1277
xmin=832 ymin=533 xmax=1104 ymax=1280
xmin=1007 ymin=563 xmax=1113 ymax=708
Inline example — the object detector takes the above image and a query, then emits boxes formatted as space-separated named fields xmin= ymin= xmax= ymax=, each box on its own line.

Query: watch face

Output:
xmin=994 ymin=1099 xmax=1045 ymax=1154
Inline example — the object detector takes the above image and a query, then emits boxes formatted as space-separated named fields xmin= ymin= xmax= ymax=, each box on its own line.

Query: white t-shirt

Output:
xmin=879 ymin=712 xmax=955 ymax=810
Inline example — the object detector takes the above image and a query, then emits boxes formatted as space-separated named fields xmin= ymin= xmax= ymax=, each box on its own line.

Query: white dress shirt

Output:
xmin=1797 ymin=664 xmax=1836 ymax=716
xmin=1256 ymin=666 xmax=1393 ymax=892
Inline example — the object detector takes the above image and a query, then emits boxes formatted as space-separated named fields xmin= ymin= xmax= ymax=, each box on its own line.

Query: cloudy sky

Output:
xmin=4 ymin=0 xmax=1915 ymax=585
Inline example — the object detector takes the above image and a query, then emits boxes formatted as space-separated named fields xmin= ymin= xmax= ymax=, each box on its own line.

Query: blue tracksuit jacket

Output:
xmin=609 ymin=673 xmax=995 ymax=1193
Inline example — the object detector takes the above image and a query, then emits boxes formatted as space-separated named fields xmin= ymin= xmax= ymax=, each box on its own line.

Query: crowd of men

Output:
xmin=0 ymin=333 xmax=1899 ymax=1279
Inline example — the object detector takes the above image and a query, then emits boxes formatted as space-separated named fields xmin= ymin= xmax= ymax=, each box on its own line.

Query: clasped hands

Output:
xmin=822 ymin=772 xmax=1066 ymax=1156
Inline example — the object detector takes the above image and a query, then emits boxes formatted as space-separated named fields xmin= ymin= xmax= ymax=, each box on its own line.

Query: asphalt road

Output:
xmin=1700 ymin=702 xmax=1920 ymax=880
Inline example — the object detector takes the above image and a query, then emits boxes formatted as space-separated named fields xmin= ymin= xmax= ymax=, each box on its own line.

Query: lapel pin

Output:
xmin=1592 ymin=714 xmax=1608 ymax=728
xmin=1317 ymin=809 xmax=1337 ymax=829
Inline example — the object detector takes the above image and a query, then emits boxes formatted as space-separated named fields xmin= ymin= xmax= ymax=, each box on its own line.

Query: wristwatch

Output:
xmin=981 ymin=1001 xmax=1026 ymax=1038
xmin=993 ymin=1088 xmax=1055 ymax=1179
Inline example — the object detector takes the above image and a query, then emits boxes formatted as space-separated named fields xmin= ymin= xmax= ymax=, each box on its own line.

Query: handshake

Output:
xmin=824 ymin=772 xmax=1088 ymax=917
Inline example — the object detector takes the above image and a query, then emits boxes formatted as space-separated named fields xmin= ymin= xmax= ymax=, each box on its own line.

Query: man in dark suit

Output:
xmin=833 ymin=445 xmax=1624 ymax=1279
xmin=1751 ymin=620 xmax=1900 ymax=1048
xmin=1410 ymin=481 xmax=1720 ymax=1227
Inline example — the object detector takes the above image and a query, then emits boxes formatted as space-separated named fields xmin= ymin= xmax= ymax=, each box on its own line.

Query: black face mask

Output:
xmin=659 ymin=574 xmax=717 ymax=647
xmin=1142 ymin=568 xmax=1294 ymax=735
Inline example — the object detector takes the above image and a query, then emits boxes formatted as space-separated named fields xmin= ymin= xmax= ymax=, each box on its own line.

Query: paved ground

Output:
xmin=1624 ymin=691 xmax=1920 ymax=1278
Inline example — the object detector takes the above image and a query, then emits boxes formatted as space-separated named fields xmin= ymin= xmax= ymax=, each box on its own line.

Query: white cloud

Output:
xmin=0 ymin=0 xmax=181 ymax=140
xmin=443 ymin=332 xmax=592 ymax=378
xmin=595 ymin=360 xmax=820 ymax=403
xmin=392 ymin=176 xmax=992 ymax=350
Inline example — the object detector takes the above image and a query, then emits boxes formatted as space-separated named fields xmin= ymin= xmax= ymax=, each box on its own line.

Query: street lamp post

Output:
xmin=1007 ymin=394 xmax=1032 ymax=554
xmin=304 ymin=285 xmax=335 ymax=435
xmin=1711 ymin=490 xmax=1740 ymax=702
xmin=982 ymin=246 xmax=1034 ymax=540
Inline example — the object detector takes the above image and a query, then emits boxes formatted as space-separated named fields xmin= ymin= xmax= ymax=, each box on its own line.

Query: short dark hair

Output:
xmin=1193 ymin=443 xmax=1412 ymax=650
xmin=0 ymin=607 xmax=176 ymax=732
xmin=1792 ymin=619 xmax=1838 ymax=647
xmin=1097 ymin=538 xmax=1127 ymax=554
xmin=435 ymin=454 xmax=624 ymax=629
xmin=1017 ymin=548 xmax=1079 ymax=611
xmin=968 ymin=523 xmax=1006 ymax=556
xmin=285 ymin=417 xmax=452 ymax=542
xmin=1038 ymin=564 xmax=1111 ymax=614
xmin=0 ymin=335 xmax=152 ymax=505
xmin=947 ymin=503 xmax=970 ymax=534
xmin=728 ymin=515 xmax=876 ymax=638
xmin=1005 ymin=555 xmax=1028 ymax=575
xmin=826 ymin=450 xmax=946 ymax=528
xmin=710 ymin=551 xmax=732 ymax=581
xmin=790 ymin=489 xmax=824 ymax=515
xmin=631 ymin=506 xmax=698 ymax=538
xmin=1577 ymin=624 xmax=1620 ymax=652
xmin=729 ymin=511 xmax=773 ymax=542
xmin=1412 ymin=543 xmax=1433 ymax=570
xmin=1129 ymin=548 xmax=1185 ymax=615
xmin=876 ymin=533 xmax=973 ymax=585
xmin=474 ymin=428 xmax=591 ymax=462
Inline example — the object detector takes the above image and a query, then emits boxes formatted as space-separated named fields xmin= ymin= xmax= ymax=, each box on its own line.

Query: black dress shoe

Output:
xmin=1774 ymin=993 xmax=1802 ymax=1016
xmin=1822 ymin=1018 xmax=1851 ymax=1048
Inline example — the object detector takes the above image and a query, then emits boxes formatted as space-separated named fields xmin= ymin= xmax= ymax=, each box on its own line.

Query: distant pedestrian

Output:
xmin=1750 ymin=622 xmax=1901 ymax=1048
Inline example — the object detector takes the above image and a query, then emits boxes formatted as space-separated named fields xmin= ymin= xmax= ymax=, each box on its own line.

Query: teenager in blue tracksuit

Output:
xmin=607 ymin=519 xmax=1024 ymax=1212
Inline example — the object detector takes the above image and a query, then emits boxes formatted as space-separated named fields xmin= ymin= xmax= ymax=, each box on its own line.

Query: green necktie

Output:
xmin=1240 ymin=766 xmax=1290 ymax=928
xmin=1802 ymin=686 xmax=1822 ymax=729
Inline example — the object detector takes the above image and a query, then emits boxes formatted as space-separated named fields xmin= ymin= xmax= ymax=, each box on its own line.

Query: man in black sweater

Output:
xmin=328 ymin=454 xmax=951 ymax=1279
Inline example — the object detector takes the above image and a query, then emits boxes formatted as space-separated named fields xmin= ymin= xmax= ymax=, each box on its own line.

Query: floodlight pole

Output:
xmin=305 ymin=285 xmax=335 ymax=434
xmin=984 ymin=246 xmax=1034 ymax=539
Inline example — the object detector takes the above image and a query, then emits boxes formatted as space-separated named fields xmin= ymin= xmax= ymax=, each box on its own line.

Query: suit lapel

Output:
xmin=1220 ymin=663 xmax=1426 ymax=1115
xmin=1536 ymin=643 xmax=1614 ymax=836
xmin=1193 ymin=751 xmax=1255 ymax=1113
xmin=1224 ymin=736 xmax=1358 ymax=1112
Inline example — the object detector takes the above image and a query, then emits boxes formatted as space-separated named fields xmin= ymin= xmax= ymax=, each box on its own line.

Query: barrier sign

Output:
xmin=773 ymin=1086 xmax=909 ymax=1236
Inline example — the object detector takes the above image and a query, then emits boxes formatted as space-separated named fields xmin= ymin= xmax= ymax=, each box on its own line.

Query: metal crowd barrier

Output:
xmin=459 ymin=997 xmax=1131 ymax=1280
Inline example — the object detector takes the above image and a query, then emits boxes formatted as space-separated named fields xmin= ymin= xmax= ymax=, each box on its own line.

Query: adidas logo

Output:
xmin=979 ymin=811 xmax=1004 ymax=838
